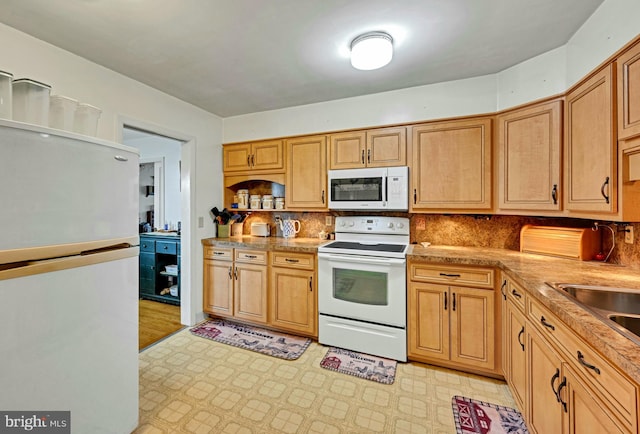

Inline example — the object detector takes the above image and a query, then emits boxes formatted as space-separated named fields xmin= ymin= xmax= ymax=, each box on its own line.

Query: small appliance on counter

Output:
xmin=250 ymin=222 xmax=270 ymax=237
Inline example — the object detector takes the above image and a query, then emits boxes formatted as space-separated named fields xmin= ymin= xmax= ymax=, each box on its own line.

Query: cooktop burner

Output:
xmin=322 ymin=241 xmax=407 ymax=253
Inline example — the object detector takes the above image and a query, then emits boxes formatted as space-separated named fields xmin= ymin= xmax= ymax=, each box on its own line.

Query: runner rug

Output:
xmin=190 ymin=319 xmax=311 ymax=360
xmin=320 ymin=347 xmax=397 ymax=384
xmin=452 ymin=396 xmax=528 ymax=434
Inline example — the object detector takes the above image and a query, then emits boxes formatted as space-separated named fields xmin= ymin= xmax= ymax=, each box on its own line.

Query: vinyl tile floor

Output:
xmin=134 ymin=328 xmax=516 ymax=433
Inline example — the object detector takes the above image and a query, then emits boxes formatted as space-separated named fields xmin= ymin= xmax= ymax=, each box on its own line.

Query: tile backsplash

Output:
xmin=237 ymin=211 xmax=640 ymax=269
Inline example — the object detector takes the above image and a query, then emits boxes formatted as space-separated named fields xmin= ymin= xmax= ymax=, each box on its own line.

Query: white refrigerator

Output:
xmin=0 ymin=119 xmax=140 ymax=433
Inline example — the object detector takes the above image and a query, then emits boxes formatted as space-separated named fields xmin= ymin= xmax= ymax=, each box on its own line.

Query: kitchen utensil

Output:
xmin=278 ymin=218 xmax=301 ymax=238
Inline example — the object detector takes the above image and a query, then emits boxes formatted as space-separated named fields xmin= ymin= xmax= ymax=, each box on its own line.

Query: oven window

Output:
xmin=330 ymin=177 xmax=382 ymax=201
xmin=332 ymin=268 xmax=388 ymax=305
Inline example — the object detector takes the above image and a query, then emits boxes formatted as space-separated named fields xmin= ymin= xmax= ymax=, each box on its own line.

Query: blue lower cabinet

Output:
xmin=139 ymin=234 xmax=180 ymax=305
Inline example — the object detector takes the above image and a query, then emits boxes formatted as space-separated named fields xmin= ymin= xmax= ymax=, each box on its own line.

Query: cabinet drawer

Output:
xmin=528 ymin=297 xmax=638 ymax=429
xmin=140 ymin=239 xmax=155 ymax=252
xmin=235 ymin=249 xmax=267 ymax=264
xmin=270 ymin=251 xmax=315 ymax=270
xmin=507 ymin=280 xmax=526 ymax=312
xmin=156 ymin=240 xmax=177 ymax=254
xmin=204 ymin=246 xmax=233 ymax=261
xmin=409 ymin=263 xmax=494 ymax=288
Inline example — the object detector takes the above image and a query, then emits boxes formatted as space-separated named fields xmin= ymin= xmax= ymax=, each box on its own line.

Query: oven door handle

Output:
xmin=318 ymin=252 xmax=405 ymax=265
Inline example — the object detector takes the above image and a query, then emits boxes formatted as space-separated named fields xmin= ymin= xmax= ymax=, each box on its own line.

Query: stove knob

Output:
xmin=387 ymin=222 xmax=394 ymax=229
xmin=396 ymin=222 xmax=404 ymax=229
xmin=348 ymin=221 xmax=355 ymax=227
xmin=339 ymin=220 xmax=346 ymax=227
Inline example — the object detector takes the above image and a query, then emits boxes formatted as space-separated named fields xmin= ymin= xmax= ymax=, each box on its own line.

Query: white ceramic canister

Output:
xmin=49 ymin=95 xmax=78 ymax=131
xmin=249 ymin=194 xmax=262 ymax=209
xmin=275 ymin=197 xmax=285 ymax=210
xmin=0 ymin=70 xmax=13 ymax=119
xmin=12 ymin=78 xmax=51 ymax=126
xmin=73 ymin=102 xmax=102 ymax=136
xmin=237 ymin=189 xmax=249 ymax=209
xmin=262 ymin=194 xmax=273 ymax=209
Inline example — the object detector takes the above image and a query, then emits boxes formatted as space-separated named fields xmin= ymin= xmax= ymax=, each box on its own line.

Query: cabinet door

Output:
xmin=527 ymin=326 xmax=564 ymax=434
xmin=563 ymin=365 xmax=627 ymax=434
xmin=617 ymin=41 xmax=640 ymax=140
xmin=366 ymin=126 xmax=407 ymax=168
xmin=203 ymin=259 xmax=233 ymax=316
xmin=269 ymin=267 xmax=316 ymax=336
xmin=449 ymin=286 xmax=495 ymax=370
xmin=251 ymin=139 xmax=284 ymax=171
xmin=497 ymin=100 xmax=562 ymax=211
xmin=565 ymin=65 xmax=616 ymax=213
xmin=286 ymin=135 xmax=327 ymax=209
xmin=234 ymin=263 xmax=268 ymax=323
xmin=411 ymin=118 xmax=492 ymax=210
xmin=223 ymin=143 xmax=252 ymax=173
xmin=408 ymin=282 xmax=449 ymax=361
xmin=139 ymin=252 xmax=155 ymax=295
xmin=328 ymin=131 xmax=366 ymax=169
xmin=504 ymin=300 xmax=527 ymax=413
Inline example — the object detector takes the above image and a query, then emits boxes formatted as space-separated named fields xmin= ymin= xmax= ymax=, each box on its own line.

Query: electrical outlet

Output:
xmin=198 ymin=216 xmax=204 ymax=228
xmin=325 ymin=216 xmax=332 ymax=226
xmin=625 ymin=225 xmax=634 ymax=244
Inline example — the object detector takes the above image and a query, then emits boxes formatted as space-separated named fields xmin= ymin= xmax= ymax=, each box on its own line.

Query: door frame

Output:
xmin=117 ymin=115 xmax=197 ymax=326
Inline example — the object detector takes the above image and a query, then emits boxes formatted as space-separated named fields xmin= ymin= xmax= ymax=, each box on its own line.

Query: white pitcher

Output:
xmin=279 ymin=219 xmax=301 ymax=238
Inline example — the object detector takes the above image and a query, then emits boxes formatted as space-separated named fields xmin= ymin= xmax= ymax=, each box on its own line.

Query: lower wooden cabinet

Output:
xmin=408 ymin=262 xmax=499 ymax=375
xmin=203 ymin=245 xmax=317 ymax=337
xmin=269 ymin=251 xmax=317 ymax=336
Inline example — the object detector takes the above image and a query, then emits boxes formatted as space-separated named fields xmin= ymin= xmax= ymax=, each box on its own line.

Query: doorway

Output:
xmin=121 ymin=123 xmax=192 ymax=348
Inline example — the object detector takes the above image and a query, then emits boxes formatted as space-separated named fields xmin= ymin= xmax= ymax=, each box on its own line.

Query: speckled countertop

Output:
xmin=201 ymin=236 xmax=328 ymax=253
xmin=407 ymin=244 xmax=640 ymax=384
xmin=201 ymin=236 xmax=640 ymax=384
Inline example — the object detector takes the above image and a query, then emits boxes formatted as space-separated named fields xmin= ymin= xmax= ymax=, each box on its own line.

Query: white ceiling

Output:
xmin=1 ymin=0 xmax=604 ymax=118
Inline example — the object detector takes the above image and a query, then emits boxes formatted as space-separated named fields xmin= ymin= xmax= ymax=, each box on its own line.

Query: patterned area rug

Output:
xmin=452 ymin=396 xmax=528 ymax=434
xmin=190 ymin=319 xmax=311 ymax=360
xmin=320 ymin=347 xmax=397 ymax=384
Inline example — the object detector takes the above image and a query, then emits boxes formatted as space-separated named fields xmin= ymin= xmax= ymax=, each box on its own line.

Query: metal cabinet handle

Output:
xmin=444 ymin=292 xmax=448 ymax=310
xmin=228 ymin=266 xmax=232 ymax=280
xmin=309 ymin=276 xmax=313 ymax=292
xmin=361 ymin=149 xmax=365 ymax=164
xmin=557 ymin=377 xmax=568 ymax=412
xmin=501 ymin=280 xmax=507 ymax=300
xmin=114 ymin=155 xmax=128 ymax=162
xmin=247 ymin=155 xmax=251 ymax=167
xmin=322 ymin=190 xmax=325 ymax=203
xmin=244 ymin=254 xmax=257 ymax=259
xmin=413 ymin=189 xmax=417 ymax=204
xmin=233 ymin=266 xmax=238 ymax=280
xmin=577 ymin=351 xmax=601 ymax=374
xmin=285 ymin=258 xmax=300 ymax=263
xmin=511 ymin=289 xmax=522 ymax=299
xmin=251 ymin=154 xmax=255 ymax=167
xmin=551 ymin=184 xmax=558 ymax=205
xmin=214 ymin=251 xmax=225 ymax=256
xmin=540 ymin=315 xmax=555 ymax=331
xmin=517 ymin=326 xmax=525 ymax=351
xmin=367 ymin=149 xmax=371 ymax=163
xmin=551 ymin=368 xmax=561 ymax=402
xmin=600 ymin=177 xmax=610 ymax=204
xmin=452 ymin=293 xmax=456 ymax=311
xmin=439 ymin=273 xmax=461 ymax=278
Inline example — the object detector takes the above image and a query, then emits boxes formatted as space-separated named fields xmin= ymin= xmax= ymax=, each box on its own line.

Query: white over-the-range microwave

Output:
xmin=327 ymin=166 xmax=409 ymax=210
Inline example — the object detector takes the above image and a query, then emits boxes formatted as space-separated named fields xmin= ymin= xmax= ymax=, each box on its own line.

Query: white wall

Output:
xmin=224 ymin=0 xmax=640 ymax=142
xmin=0 ymin=23 xmax=222 ymax=326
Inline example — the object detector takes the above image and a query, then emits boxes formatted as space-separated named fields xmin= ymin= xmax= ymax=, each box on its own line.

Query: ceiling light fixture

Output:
xmin=350 ymin=31 xmax=393 ymax=70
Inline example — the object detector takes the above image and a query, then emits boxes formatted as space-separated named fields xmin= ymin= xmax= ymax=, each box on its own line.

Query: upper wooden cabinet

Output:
xmin=617 ymin=40 xmax=640 ymax=140
xmin=285 ymin=135 xmax=327 ymax=209
xmin=328 ymin=126 xmax=407 ymax=169
xmin=223 ymin=139 xmax=284 ymax=174
xmin=565 ymin=64 xmax=617 ymax=214
xmin=497 ymin=100 xmax=562 ymax=212
xmin=410 ymin=118 xmax=492 ymax=211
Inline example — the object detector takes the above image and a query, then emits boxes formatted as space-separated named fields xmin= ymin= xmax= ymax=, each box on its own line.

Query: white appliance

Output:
xmin=318 ymin=216 xmax=409 ymax=361
xmin=0 ymin=119 xmax=140 ymax=433
xmin=328 ymin=166 xmax=409 ymax=210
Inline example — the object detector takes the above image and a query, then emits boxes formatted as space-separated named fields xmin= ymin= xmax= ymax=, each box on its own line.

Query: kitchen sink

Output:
xmin=546 ymin=283 xmax=640 ymax=345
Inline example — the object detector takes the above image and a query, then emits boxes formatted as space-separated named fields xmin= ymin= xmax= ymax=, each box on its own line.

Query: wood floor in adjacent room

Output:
xmin=139 ymin=299 xmax=184 ymax=350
